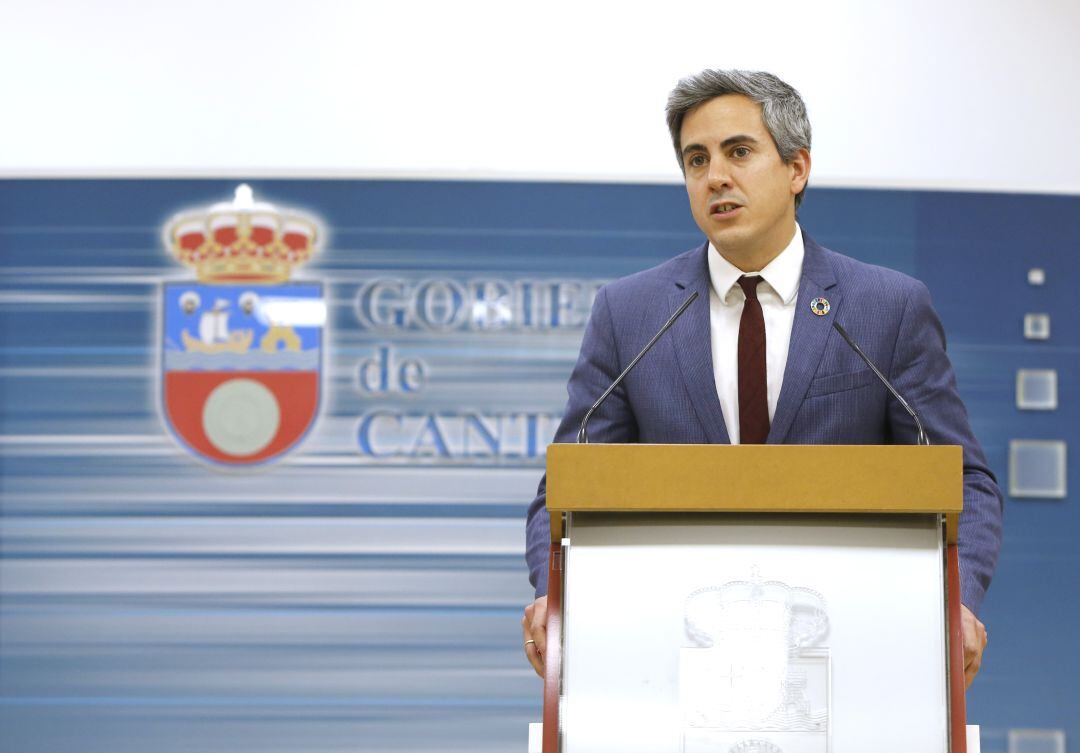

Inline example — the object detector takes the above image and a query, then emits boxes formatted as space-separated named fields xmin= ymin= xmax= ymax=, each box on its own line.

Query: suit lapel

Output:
xmin=670 ymin=244 xmax=730 ymax=444
xmin=768 ymin=236 xmax=840 ymax=444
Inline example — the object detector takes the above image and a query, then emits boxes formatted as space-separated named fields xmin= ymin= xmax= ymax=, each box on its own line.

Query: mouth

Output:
xmin=709 ymin=201 xmax=743 ymax=219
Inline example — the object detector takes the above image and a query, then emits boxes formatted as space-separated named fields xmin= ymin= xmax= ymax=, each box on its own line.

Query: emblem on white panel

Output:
xmin=681 ymin=567 xmax=830 ymax=753
xmin=728 ymin=741 xmax=783 ymax=753
xmin=159 ymin=185 xmax=325 ymax=467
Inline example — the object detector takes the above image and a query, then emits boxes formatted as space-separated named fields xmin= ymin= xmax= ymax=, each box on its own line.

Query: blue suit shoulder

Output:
xmin=581 ymin=245 xmax=705 ymax=335
xmin=820 ymin=244 xmax=927 ymax=300
xmin=599 ymin=244 xmax=701 ymax=298
xmin=810 ymin=242 xmax=938 ymax=330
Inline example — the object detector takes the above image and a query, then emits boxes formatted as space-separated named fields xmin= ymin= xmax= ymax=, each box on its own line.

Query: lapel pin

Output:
xmin=810 ymin=297 xmax=831 ymax=316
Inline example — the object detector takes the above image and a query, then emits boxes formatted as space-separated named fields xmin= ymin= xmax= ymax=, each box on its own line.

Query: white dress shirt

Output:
xmin=707 ymin=224 xmax=804 ymax=444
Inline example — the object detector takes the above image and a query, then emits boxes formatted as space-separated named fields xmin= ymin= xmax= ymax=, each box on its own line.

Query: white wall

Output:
xmin=3 ymin=0 xmax=1078 ymax=193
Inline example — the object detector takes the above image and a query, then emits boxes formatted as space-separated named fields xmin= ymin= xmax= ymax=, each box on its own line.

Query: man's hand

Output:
xmin=522 ymin=595 xmax=548 ymax=677
xmin=961 ymin=604 xmax=988 ymax=688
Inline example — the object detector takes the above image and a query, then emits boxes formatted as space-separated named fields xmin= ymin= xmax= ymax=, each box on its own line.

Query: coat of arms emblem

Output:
xmin=160 ymin=185 xmax=324 ymax=466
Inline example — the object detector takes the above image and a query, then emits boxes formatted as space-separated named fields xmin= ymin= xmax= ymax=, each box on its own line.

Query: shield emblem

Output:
xmin=158 ymin=184 xmax=325 ymax=467
xmin=161 ymin=282 xmax=323 ymax=466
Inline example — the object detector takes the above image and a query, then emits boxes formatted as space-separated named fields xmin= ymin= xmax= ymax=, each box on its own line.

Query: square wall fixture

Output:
xmin=1009 ymin=441 xmax=1067 ymax=499
xmin=1008 ymin=728 xmax=1065 ymax=753
xmin=1016 ymin=369 xmax=1058 ymax=410
xmin=1023 ymin=313 xmax=1050 ymax=340
xmin=1027 ymin=268 xmax=1046 ymax=285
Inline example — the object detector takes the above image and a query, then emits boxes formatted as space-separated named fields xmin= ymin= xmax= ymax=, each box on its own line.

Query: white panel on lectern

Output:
xmin=1009 ymin=440 xmax=1067 ymax=498
xmin=1008 ymin=728 xmax=1066 ymax=753
xmin=560 ymin=513 xmax=947 ymax=753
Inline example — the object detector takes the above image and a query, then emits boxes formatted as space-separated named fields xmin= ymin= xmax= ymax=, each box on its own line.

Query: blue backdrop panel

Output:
xmin=0 ymin=179 xmax=1075 ymax=752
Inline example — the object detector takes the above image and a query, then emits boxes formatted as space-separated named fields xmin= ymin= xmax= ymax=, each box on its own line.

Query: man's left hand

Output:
xmin=961 ymin=604 xmax=988 ymax=688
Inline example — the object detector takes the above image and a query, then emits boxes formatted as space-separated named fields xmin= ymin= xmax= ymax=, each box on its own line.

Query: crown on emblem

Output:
xmin=164 ymin=185 xmax=322 ymax=284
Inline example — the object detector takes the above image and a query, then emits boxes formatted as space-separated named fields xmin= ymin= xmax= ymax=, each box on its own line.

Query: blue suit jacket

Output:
xmin=525 ymin=235 xmax=1003 ymax=615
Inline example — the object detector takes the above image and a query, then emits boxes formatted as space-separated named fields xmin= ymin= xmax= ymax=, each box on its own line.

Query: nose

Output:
xmin=706 ymin=157 xmax=732 ymax=191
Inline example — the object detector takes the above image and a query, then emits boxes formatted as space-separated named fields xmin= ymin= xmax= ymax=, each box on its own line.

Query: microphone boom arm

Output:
xmin=832 ymin=320 xmax=929 ymax=446
xmin=577 ymin=291 xmax=699 ymax=444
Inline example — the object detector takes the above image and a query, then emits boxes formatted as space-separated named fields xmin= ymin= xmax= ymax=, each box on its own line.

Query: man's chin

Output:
xmin=707 ymin=228 xmax=748 ymax=254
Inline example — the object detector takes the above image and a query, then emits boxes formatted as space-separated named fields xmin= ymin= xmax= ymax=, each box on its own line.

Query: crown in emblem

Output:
xmin=164 ymin=185 xmax=322 ymax=284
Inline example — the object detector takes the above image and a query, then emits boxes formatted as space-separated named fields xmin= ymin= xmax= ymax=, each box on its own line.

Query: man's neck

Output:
xmin=714 ymin=219 xmax=797 ymax=272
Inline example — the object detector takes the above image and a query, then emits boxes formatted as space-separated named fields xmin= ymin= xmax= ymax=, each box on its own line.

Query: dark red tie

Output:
xmin=737 ymin=275 xmax=769 ymax=444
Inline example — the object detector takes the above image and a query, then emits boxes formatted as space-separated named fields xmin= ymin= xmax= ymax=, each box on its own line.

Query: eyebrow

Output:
xmin=681 ymin=134 xmax=761 ymax=159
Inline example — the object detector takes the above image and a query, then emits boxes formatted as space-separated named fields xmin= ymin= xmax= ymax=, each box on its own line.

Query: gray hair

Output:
xmin=666 ymin=69 xmax=812 ymax=208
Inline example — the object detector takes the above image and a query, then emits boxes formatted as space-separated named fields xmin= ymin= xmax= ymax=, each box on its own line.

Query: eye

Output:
xmin=731 ymin=145 xmax=751 ymax=158
xmin=687 ymin=153 xmax=707 ymax=168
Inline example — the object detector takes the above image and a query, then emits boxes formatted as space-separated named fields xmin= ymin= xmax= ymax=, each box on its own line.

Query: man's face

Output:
xmin=679 ymin=94 xmax=809 ymax=268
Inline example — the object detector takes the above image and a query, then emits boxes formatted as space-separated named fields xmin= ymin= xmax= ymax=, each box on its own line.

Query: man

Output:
xmin=522 ymin=69 xmax=1002 ymax=688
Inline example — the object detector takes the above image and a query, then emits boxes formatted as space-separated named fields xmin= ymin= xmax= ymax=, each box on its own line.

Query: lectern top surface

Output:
xmin=546 ymin=444 xmax=962 ymax=541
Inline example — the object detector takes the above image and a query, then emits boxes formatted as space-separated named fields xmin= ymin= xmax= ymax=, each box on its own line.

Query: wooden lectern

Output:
xmin=542 ymin=444 xmax=966 ymax=753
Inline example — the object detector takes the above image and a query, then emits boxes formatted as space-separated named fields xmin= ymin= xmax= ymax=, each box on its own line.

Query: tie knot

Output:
xmin=737 ymin=275 xmax=763 ymax=301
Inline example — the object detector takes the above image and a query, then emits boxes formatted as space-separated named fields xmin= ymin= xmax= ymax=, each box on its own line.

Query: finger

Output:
xmin=963 ymin=635 xmax=980 ymax=675
xmin=963 ymin=618 xmax=987 ymax=661
xmin=522 ymin=608 xmax=545 ymax=677
xmin=521 ymin=613 xmax=540 ymax=649
xmin=525 ymin=641 xmax=544 ymax=676
xmin=529 ymin=601 xmax=548 ymax=657
xmin=964 ymin=650 xmax=982 ymax=689
xmin=963 ymin=630 xmax=985 ymax=689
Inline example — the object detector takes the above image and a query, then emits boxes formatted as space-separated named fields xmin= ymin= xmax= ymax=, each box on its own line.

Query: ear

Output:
xmin=788 ymin=147 xmax=811 ymax=196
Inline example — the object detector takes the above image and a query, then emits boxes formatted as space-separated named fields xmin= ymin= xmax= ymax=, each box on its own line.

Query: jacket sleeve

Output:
xmin=525 ymin=285 xmax=640 ymax=596
xmin=887 ymin=280 xmax=1004 ymax=615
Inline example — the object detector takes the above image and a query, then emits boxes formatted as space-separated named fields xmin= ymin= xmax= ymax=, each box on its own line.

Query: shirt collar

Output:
xmin=707 ymin=223 xmax=804 ymax=306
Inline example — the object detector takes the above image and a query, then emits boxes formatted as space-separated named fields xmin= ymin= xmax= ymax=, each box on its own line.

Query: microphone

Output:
xmin=831 ymin=321 xmax=929 ymax=446
xmin=577 ymin=291 xmax=699 ymax=444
